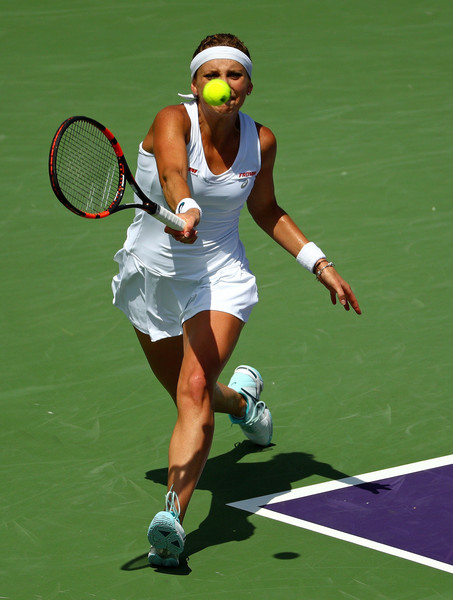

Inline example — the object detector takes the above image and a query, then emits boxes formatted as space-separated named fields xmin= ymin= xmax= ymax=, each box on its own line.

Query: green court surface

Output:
xmin=2 ymin=1 xmax=452 ymax=598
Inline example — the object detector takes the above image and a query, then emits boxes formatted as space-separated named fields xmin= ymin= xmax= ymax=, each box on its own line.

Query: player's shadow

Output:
xmin=120 ymin=441 xmax=390 ymax=574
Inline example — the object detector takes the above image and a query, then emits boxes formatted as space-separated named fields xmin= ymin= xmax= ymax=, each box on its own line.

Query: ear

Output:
xmin=247 ymin=82 xmax=253 ymax=96
xmin=190 ymin=80 xmax=199 ymax=97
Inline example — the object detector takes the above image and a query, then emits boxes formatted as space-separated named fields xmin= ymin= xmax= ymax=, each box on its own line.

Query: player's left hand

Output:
xmin=317 ymin=266 xmax=362 ymax=315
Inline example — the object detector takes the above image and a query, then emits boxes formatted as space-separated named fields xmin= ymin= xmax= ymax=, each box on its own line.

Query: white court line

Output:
xmin=228 ymin=454 xmax=453 ymax=574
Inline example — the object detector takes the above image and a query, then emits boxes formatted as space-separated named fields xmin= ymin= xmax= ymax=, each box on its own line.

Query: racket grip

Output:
xmin=154 ymin=205 xmax=186 ymax=231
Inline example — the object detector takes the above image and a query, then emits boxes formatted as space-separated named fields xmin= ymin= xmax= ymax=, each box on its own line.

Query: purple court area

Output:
xmin=264 ymin=464 xmax=453 ymax=566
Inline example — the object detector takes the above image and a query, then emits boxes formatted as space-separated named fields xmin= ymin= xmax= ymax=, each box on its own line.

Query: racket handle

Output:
xmin=153 ymin=205 xmax=186 ymax=231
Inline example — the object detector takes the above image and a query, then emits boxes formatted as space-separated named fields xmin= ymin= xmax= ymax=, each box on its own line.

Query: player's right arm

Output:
xmin=143 ymin=105 xmax=200 ymax=243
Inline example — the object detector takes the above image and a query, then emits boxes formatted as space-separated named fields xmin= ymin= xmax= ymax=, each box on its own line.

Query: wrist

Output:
xmin=313 ymin=258 xmax=329 ymax=272
xmin=316 ymin=261 xmax=335 ymax=280
xmin=175 ymin=197 xmax=202 ymax=218
xmin=296 ymin=242 xmax=326 ymax=273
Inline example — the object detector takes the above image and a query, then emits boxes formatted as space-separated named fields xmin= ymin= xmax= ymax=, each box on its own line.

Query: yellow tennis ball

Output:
xmin=202 ymin=79 xmax=231 ymax=106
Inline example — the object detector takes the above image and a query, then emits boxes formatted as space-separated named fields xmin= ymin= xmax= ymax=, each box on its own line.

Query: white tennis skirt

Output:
xmin=111 ymin=249 xmax=259 ymax=341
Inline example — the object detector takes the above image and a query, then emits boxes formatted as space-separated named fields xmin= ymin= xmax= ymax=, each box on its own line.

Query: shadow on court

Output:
xmin=120 ymin=441 xmax=390 ymax=574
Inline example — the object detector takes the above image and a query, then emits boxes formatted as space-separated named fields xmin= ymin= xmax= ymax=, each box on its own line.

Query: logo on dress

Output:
xmin=239 ymin=170 xmax=256 ymax=188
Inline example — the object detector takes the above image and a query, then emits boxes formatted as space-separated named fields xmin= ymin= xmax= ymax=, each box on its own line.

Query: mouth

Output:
xmin=224 ymin=95 xmax=237 ymax=105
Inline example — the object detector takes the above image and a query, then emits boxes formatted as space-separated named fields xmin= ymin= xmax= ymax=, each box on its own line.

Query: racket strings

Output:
xmin=55 ymin=120 xmax=121 ymax=214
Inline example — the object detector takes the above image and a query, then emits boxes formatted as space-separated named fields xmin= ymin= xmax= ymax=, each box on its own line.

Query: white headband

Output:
xmin=190 ymin=46 xmax=253 ymax=79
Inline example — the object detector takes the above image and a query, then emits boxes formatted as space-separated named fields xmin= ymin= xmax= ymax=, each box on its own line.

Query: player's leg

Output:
xmin=167 ymin=310 xmax=245 ymax=522
xmin=134 ymin=327 xmax=182 ymax=403
xmin=134 ymin=326 xmax=246 ymax=416
xmin=137 ymin=318 xmax=271 ymax=566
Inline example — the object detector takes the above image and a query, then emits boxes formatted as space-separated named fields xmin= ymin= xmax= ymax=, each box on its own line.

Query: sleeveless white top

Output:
xmin=122 ymin=101 xmax=261 ymax=279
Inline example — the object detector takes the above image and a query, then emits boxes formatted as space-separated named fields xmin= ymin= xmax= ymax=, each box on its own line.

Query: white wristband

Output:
xmin=175 ymin=197 xmax=202 ymax=218
xmin=296 ymin=242 xmax=326 ymax=273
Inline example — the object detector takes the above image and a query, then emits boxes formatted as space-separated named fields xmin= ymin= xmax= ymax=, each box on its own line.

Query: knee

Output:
xmin=178 ymin=369 xmax=212 ymax=410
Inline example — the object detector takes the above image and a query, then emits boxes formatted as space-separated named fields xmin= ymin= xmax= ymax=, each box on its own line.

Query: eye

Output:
xmin=228 ymin=71 xmax=243 ymax=80
xmin=204 ymin=72 xmax=219 ymax=80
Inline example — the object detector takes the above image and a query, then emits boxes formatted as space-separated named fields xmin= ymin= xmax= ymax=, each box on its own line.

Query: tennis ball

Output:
xmin=202 ymin=79 xmax=231 ymax=106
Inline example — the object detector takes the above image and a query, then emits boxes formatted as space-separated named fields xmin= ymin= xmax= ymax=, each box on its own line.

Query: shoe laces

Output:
xmin=242 ymin=399 xmax=266 ymax=428
xmin=165 ymin=486 xmax=181 ymax=521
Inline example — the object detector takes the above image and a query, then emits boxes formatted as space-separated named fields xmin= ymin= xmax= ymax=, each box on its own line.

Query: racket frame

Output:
xmin=49 ymin=116 xmax=185 ymax=230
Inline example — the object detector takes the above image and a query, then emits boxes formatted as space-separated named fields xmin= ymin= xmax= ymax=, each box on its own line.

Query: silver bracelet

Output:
xmin=316 ymin=261 xmax=335 ymax=280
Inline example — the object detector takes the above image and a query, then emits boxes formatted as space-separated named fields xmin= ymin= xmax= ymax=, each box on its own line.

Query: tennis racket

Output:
xmin=48 ymin=115 xmax=185 ymax=229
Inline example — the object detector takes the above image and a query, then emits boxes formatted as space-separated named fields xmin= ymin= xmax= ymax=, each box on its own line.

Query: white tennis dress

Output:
xmin=112 ymin=100 xmax=262 ymax=340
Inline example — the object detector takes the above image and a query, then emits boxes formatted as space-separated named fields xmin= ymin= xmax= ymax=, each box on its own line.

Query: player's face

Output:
xmin=191 ymin=59 xmax=253 ymax=112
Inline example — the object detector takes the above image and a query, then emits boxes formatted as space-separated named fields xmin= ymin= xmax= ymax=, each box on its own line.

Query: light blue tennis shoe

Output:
xmin=147 ymin=487 xmax=186 ymax=568
xmin=228 ymin=365 xmax=273 ymax=446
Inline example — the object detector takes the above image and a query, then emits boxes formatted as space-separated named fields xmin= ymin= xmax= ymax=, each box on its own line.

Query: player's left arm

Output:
xmin=247 ymin=124 xmax=361 ymax=315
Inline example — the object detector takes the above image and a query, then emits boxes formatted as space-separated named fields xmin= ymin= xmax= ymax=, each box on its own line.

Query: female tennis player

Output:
xmin=112 ymin=33 xmax=361 ymax=567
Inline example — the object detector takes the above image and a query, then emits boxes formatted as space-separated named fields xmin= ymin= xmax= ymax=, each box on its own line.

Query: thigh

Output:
xmin=181 ymin=310 xmax=245 ymax=387
xmin=134 ymin=327 xmax=183 ymax=403
xmin=182 ymin=263 xmax=258 ymax=327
